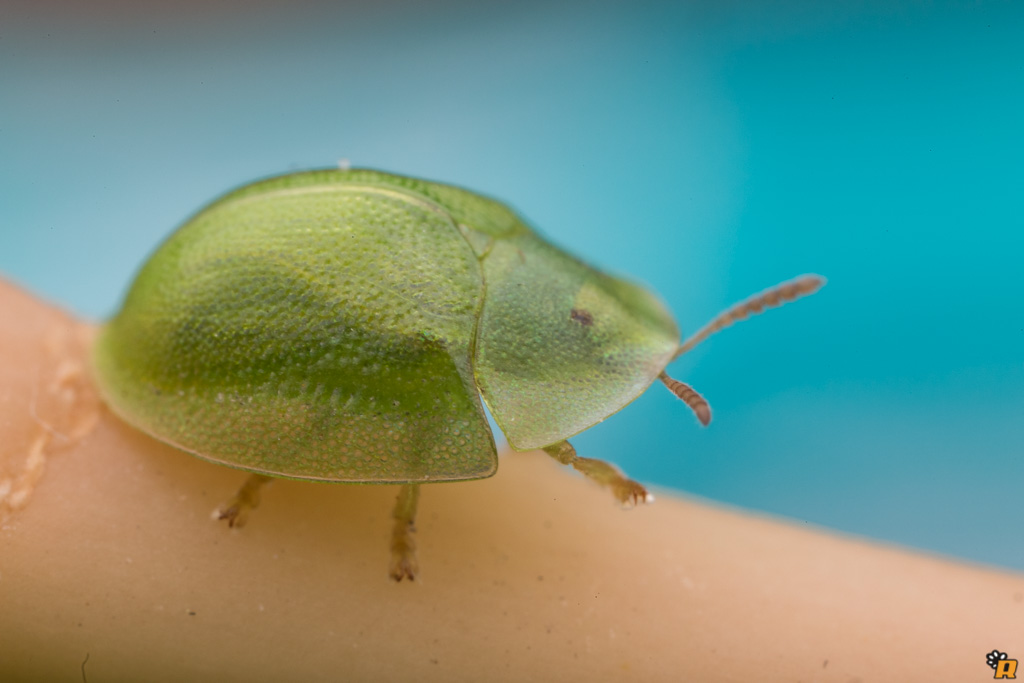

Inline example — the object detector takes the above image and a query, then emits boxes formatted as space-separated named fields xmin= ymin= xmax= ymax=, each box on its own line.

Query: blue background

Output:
xmin=3 ymin=0 xmax=1022 ymax=569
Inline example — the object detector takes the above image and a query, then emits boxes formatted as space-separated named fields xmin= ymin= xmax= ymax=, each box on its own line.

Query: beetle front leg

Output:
xmin=542 ymin=441 xmax=653 ymax=508
xmin=389 ymin=483 xmax=421 ymax=581
xmin=214 ymin=473 xmax=272 ymax=528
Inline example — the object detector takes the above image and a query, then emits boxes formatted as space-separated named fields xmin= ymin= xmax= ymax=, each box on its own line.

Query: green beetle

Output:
xmin=92 ymin=168 xmax=823 ymax=580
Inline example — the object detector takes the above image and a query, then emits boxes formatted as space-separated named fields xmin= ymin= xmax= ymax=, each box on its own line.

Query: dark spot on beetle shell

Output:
xmin=570 ymin=308 xmax=594 ymax=327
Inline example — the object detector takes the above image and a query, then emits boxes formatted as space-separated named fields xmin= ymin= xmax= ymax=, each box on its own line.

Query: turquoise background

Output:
xmin=3 ymin=1 xmax=1022 ymax=569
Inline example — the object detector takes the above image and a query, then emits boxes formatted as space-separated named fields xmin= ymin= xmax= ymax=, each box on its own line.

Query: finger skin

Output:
xmin=0 ymin=278 xmax=1021 ymax=682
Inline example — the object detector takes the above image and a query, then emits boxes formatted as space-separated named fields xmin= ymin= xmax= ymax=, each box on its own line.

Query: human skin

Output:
xmin=1 ymin=278 xmax=1021 ymax=682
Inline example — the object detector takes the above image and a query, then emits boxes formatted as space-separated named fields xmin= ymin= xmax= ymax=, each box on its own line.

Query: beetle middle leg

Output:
xmin=542 ymin=440 xmax=652 ymax=508
xmin=389 ymin=483 xmax=421 ymax=581
xmin=214 ymin=473 xmax=272 ymax=528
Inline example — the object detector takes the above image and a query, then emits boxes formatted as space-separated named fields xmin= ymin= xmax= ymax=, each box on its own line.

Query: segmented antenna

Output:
xmin=673 ymin=274 xmax=825 ymax=360
xmin=659 ymin=372 xmax=712 ymax=426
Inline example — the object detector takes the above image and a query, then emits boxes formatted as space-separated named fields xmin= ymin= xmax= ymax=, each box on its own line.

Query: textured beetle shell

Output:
xmin=93 ymin=170 xmax=679 ymax=482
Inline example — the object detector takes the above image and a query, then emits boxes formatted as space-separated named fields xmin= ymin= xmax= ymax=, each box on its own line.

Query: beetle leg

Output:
xmin=542 ymin=440 xmax=653 ymax=508
xmin=214 ymin=474 xmax=272 ymax=528
xmin=389 ymin=484 xmax=421 ymax=581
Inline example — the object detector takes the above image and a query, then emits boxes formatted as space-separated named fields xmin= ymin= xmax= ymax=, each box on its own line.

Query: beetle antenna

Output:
xmin=673 ymin=274 xmax=825 ymax=360
xmin=659 ymin=371 xmax=712 ymax=426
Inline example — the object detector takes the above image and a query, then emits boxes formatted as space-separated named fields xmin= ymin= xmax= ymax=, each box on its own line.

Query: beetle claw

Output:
xmin=213 ymin=473 xmax=271 ymax=530
xmin=389 ymin=554 xmax=419 ymax=582
xmin=214 ymin=504 xmax=248 ymax=528
xmin=614 ymin=480 xmax=653 ymax=509
xmin=389 ymin=523 xmax=419 ymax=581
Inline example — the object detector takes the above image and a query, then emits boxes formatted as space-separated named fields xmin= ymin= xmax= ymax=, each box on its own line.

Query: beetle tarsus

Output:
xmin=389 ymin=484 xmax=421 ymax=581
xmin=213 ymin=474 xmax=272 ymax=529
xmin=609 ymin=477 xmax=653 ymax=509
xmin=541 ymin=441 xmax=653 ymax=509
xmin=389 ymin=552 xmax=418 ymax=582
xmin=216 ymin=504 xmax=249 ymax=528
